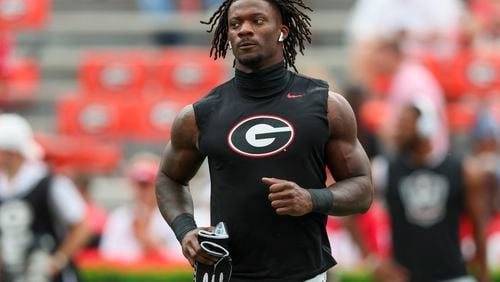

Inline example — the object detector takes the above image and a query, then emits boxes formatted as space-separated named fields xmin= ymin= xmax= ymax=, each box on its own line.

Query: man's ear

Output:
xmin=279 ymin=26 xmax=289 ymax=42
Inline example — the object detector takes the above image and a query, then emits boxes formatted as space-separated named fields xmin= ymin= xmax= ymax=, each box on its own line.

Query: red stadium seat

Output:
xmin=420 ymin=51 xmax=500 ymax=100
xmin=153 ymin=49 xmax=226 ymax=103
xmin=1 ymin=57 xmax=39 ymax=102
xmin=35 ymin=133 xmax=122 ymax=174
xmin=79 ymin=51 xmax=150 ymax=96
xmin=420 ymin=53 xmax=460 ymax=100
xmin=460 ymin=53 xmax=500 ymax=98
xmin=446 ymin=102 xmax=477 ymax=133
xmin=0 ymin=0 xmax=50 ymax=30
xmin=130 ymin=96 xmax=185 ymax=141
xmin=56 ymin=95 xmax=131 ymax=138
xmin=359 ymin=99 xmax=389 ymax=133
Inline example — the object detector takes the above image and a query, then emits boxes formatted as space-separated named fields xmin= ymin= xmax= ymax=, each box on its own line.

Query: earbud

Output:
xmin=278 ymin=32 xmax=285 ymax=42
xmin=228 ymin=42 xmax=232 ymax=50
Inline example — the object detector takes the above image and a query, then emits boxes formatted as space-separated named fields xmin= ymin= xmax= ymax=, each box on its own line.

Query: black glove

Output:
xmin=194 ymin=222 xmax=232 ymax=282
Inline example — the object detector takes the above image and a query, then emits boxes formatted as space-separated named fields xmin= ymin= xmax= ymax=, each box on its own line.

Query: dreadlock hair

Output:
xmin=201 ymin=0 xmax=313 ymax=72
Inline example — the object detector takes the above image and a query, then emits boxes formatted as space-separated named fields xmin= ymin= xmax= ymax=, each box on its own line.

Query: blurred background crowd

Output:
xmin=0 ymin=0 xmax=498 ymax=281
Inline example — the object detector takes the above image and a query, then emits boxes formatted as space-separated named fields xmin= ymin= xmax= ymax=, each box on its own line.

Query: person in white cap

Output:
xmin=0 ymin=113 xmax=90 ymax=282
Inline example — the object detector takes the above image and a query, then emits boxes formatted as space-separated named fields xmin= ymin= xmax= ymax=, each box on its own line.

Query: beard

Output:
xmin=237 ymin=53 xmax=265 ymax=68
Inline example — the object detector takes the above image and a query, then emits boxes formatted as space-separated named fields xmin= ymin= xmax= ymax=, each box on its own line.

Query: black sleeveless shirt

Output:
xmin=193 ymin=63 xmax=336 ymax=281
xmin=385 ymin=155 xmax=467 ymax=282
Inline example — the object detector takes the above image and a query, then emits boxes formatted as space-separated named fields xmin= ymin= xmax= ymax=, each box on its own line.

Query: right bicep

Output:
xmin=160 ymin=105 xmax=206 ymax=185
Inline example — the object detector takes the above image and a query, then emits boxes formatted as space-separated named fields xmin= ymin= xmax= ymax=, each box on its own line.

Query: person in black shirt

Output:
xmin=155 ymin=0 xmax=374 ymax=281
xmin=346 ymin=101 xmax=491 ymax=282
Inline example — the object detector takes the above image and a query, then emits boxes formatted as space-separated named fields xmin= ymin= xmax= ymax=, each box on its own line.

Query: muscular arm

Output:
xmin=155 ymin=105 xmax=218 ymax=266
xmin=265 ymin=92 xmax=373 ymax=217
xmin=324 ymin=92 xmax=373 ymax=215
xmin=156 ymin=105 xmax=205 ymax=227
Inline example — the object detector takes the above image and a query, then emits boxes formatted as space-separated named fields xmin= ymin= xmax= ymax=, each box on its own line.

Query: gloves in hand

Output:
xmin=194 ymin=222 xmax=232 ymax=282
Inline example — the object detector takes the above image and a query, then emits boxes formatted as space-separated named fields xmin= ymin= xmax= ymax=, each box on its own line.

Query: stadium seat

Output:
xmin=79 ymin=51 xmax=150 ymax=96
xmin=359 ymin=99 xmax=389 ymax=133
xmin=153 ymin=49 xmax=226 ymax=103
xmin=460 ymin=52 xmax=500 ymax=98
xmin=56 ymin=95 xmax=131 ymax=138
xmin=0 ymin=57 xmax=39 ymax=103
xmin=130 ymin=96 xmax=185 ymax=141
xmin=446 ymin=102 xmax=477 ymax=133
xmin=0 ymin=0 xmax=50 ymax=30
xmin=35 ymin=133 xmax=122 ymax=174
xmin=420 ymin=53 xmax=461 ymax=100
xmin=420 ymin=51 xmax=500 ymax=100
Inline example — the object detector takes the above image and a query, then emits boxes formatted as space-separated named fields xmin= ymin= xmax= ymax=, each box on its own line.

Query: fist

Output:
xmin=262 ymin=177 xmax=313 ymax=216
xmin=181 ymin=227 xmax=219 ymax=267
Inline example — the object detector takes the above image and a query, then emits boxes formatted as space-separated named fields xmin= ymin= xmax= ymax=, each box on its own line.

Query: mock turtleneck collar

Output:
xmin=234 ymin=62 xmax=291 ymax=98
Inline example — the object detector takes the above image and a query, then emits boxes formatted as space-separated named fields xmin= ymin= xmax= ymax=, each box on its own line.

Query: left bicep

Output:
xmin=325 ymin=92 xmax=371 ymax=181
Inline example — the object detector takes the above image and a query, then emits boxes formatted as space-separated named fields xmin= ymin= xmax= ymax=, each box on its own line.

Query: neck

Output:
xmin=234 ymin=62 xmax=290 ymax=98
xmin=408 ymin=139 xmax=433 ymax=166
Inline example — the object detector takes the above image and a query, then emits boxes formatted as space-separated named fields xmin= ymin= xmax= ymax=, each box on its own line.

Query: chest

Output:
xmin=387 ymin=163 xmax=463 ymax=227
xmin=199 ymin=91 xmax=329 ymax=162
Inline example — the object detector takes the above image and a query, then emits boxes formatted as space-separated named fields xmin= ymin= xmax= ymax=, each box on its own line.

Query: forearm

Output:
xmin=156 ymin=171 xmax=195 ymax=223
xmin=156 ymin=171 xmax=199 ymax=242
xmin=55 ymin=220 xmax=92 ymax=262
xmin=325 ymin=175 xmax=373 ymax=216
xmin=472 ymin=218 xmax=489 ymax=275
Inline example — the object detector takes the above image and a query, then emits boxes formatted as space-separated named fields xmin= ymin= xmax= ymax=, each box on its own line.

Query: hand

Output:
xmin=48 ymin=252 xmax=69 ymax=278
xmin=181 ymin=227 xmax=219 ymax=267
xmin=373 ymin=259 xmax=409 ymax=282
xmin=262 ymin=177 xmax=313 ymax=216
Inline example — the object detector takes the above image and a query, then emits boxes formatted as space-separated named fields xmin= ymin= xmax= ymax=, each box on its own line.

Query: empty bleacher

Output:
xmin=13 ymin=0 xmax=354 ymax=136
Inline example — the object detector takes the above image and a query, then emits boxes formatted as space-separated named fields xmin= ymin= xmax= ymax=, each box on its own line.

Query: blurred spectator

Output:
xmin=468 ymin=110 xmax=499 ymax=218
xmin=363 ymin=37 xmax=449 ymax=159
xmin=138 ymin=0 xmax=220 ymax=12
xmin=0 ymin=113 xmax=91 ymax=282
xmin=343 ymin=84 xmax=381 ymax=159
xmin=468 ymin=0 xmax=500 ymax=53
xmin=347 ymin=102 xmax=490 ymax=282
xmin=348 ymin=0 xmax=465 ymax=57
xmin=460 ymin=110 xmax=499 ymax=269
xmin=72 ymin=174 xmax=107 ymax=250
xmin=137 ymin=0 xmax=184 ymax=45
xmin=99 ymin=153 xmax=181 ymax=262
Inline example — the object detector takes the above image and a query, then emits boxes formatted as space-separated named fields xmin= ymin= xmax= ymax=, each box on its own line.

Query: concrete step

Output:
xmin=52 ymin=0 xmax=139 ymax=12
xmin=39 ymin=11 xmax=349 ymax=35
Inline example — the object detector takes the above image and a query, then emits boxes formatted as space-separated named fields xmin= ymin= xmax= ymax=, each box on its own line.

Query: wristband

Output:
xmin=308 ymin=188 xmax=333 ymax=214
xmin=171 ymin=213 xmax=197 ymax=243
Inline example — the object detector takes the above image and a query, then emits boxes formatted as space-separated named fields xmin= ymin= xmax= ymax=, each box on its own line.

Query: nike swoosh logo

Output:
xmin=287 ymin=93 xmax=305 ymax=99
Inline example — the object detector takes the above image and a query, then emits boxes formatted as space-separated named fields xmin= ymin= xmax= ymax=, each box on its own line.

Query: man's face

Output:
xmin=395 ymin=106 xmax=420 ymax=152
xmin=227 ymin=0 xmax=287 ymax=71
xmin=0 ymin=150 xmax=19 ymax=171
